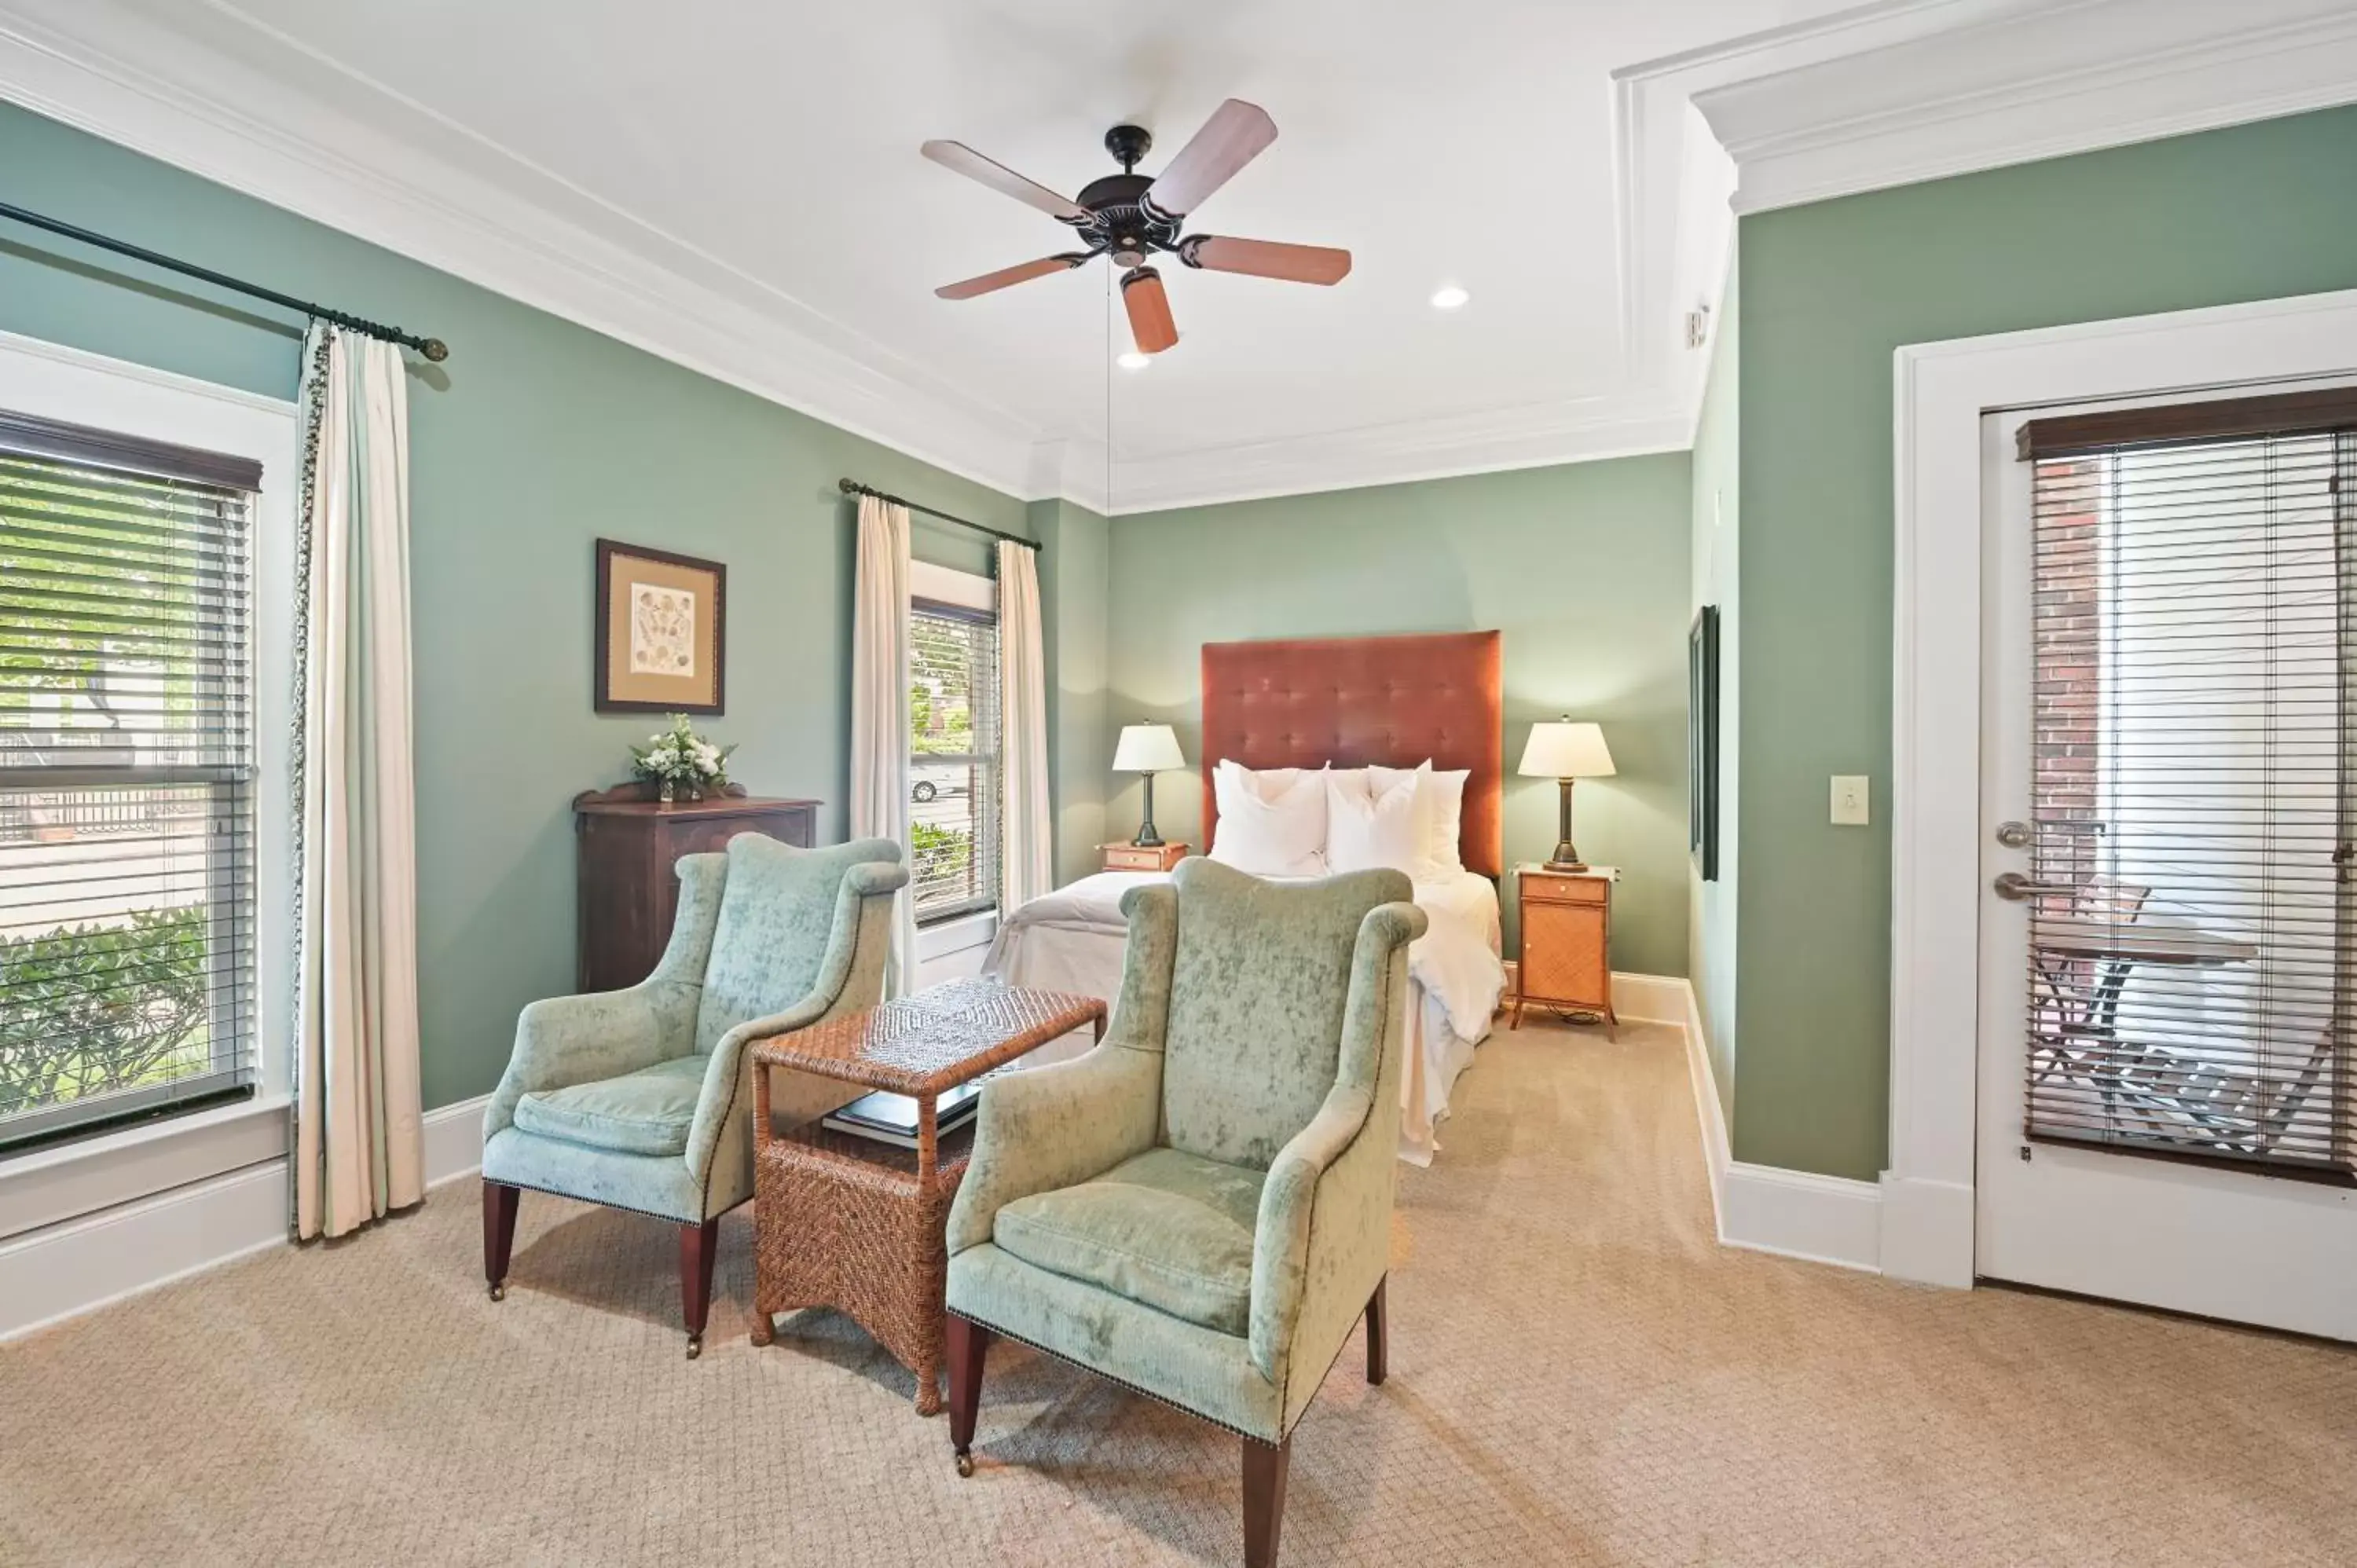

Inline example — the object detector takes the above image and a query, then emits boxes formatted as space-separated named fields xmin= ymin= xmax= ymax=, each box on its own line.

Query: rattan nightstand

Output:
xmin=1513 ymin=863 xmax=1617 ymax=1035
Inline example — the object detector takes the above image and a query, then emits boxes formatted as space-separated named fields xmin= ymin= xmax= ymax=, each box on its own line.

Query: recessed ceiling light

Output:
xmin=1431 ymin=285 xmax=1470 ymax=311
xmin=1117 ymin=351 xmax=1152 ymax=371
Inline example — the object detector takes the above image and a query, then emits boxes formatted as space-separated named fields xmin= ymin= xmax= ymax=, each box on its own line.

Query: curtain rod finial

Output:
xmin=421 ymin=339 xmax=449 ymax=363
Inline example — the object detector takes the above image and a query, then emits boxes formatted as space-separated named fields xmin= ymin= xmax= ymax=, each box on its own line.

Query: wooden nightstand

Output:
xmin=1512 ymin=863 xmax=1616 ymax=1035
xmin=1102 ymin=841 xmax=1189 ymax=874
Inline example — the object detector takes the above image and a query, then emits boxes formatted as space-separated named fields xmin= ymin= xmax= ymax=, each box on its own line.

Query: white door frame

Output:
xmin=1885 ymin=287 xmax=2357 ymax=1289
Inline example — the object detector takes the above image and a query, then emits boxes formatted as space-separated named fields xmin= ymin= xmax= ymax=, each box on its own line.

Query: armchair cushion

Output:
xmin=993 ymin=1147 xmax=1265 ymax=1336
xmin=511 ymin=1054 xmax=706 ymax=1157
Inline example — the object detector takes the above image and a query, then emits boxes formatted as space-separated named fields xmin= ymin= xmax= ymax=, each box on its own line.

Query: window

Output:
xmin=909 ymin=582 xmax=1000 ymax=925
xmin=2020 ymin=387 xmax=2357 ymax=1179
xmin=0 ymin=412 xmax=259 ymax=1151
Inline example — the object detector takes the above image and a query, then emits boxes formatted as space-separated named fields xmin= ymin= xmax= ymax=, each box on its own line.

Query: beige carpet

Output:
xmin=5 ymin=1019 xmax=2355 ymax=1566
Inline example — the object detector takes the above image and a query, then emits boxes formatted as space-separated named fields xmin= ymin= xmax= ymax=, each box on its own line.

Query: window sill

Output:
xmin=0 ymin=1091 xmax=291 ymax=1243
xmin=915 ymin=908 xmax=999 ymax=963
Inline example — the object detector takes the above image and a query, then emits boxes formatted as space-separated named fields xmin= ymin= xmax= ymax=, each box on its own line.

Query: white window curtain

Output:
xmin=997 ymin=539 xmax=1052 ymax=907
xmin=851 ymin=493 xmax=918 ymax=995
xmin=291 ymin=324 xmax=423 ymax=1241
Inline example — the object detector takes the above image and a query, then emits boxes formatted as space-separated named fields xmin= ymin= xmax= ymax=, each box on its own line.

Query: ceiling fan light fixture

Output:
xmin=1431 ymin=284 xmax=1470 ymax=311
xmin=1117 ymin=351 xmax=1152 ymax=371
xmin=924 ymin=98 xmax=1347 ymax=346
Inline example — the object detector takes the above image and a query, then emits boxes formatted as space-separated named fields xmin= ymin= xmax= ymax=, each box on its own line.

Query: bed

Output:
xmin=982 ymin=631 xmax=1508 ymax=1163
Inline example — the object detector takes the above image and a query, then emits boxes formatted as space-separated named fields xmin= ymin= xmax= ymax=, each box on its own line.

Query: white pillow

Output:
xmin=1368 ymin=761 xmax=1472 ymax=876
xmin=1209 ymin=760 xmax=1329 ymax=877
xmin=1325 ymin=767 xmax=1424 ymax=875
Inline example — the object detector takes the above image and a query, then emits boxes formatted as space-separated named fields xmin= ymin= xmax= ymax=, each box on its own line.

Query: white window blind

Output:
xmin=0 ymin=411 xmax=259 ymax=1150
xmin=908 ymin=598 xmax=1000 ymax=923
xmin=2022 ymin=389 xmax=2356 ymax=1181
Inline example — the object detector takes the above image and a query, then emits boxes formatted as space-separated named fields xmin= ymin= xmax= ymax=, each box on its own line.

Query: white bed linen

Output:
xmin=980 ymin=869 xmax=1504 ymax=1164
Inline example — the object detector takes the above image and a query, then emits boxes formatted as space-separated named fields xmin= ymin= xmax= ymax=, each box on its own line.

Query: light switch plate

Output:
xmin=1831 ymin=775 xmax=1870 ymax=826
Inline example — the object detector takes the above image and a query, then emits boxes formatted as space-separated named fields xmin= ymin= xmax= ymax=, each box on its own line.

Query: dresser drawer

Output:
xmin=662 ymin=808 xmax=815 ymax=861
xmin=1522 ymin=872 xmax=1607 ymax=907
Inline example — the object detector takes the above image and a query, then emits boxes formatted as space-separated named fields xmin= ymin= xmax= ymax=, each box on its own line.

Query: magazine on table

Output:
xmin=820 ymin=1078 xmax=988 ymax=1149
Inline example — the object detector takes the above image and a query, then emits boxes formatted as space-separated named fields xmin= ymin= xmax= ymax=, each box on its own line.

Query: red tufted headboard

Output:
xmin=1200 ymin=631 xmax=1504 ymax=877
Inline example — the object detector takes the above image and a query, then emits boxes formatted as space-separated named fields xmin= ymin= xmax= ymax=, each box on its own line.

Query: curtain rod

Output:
xmin=838 ymin=478 xmax=1037 ymax=551
xmin=0 ymin=199 xmax=449 ymax=361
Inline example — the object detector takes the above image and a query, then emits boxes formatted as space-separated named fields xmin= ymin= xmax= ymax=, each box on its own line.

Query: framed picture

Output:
xmin=1689 ymin=604 xmax=1721 ymax=882
xmin=594 ymin=539 xmax=726 ymax=714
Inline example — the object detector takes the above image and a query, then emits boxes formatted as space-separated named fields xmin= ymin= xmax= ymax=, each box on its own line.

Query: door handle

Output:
xmin=1993 ymin=871 xmax=2073 ymax=901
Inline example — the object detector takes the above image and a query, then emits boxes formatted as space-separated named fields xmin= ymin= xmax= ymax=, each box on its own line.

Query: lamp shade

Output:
xmin=1518 ymin=720 xmax=1615 ymax=779
xmin=1112 ymin=723 xmax=1186 ymax=774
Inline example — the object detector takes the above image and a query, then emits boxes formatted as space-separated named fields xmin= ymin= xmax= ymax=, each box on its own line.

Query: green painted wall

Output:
xmin=1689 ymin=258 xmax=1739 ymax=1126
xmin=1734 ymin=104 xmax=2357 ymax=1179
xmin=1030 ymin=497 xmax=1113 ymax=885
xmin=0 ymin=101 xmax=1032 ymax=1113
xmin=1106 ymin=454 xmax=1694 ymax=976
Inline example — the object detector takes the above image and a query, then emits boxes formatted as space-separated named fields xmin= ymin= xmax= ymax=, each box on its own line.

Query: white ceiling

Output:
xmin=2 ymin=1 xmax=2354 ymax=511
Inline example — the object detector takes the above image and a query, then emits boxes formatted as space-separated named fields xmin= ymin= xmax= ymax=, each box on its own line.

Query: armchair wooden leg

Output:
xmin=1365 ymin=1276 xmax=1388 ymax=1386
xmin=1243 ymin=1434 xmax=1292 ymax=1568
xmin=680 ymin=1218 xmax=720 ymax=1360
xmin=948 ymin=1313 xmax=992 ymax=1476
xmin=482 ymin=1181 xmax=519 ymax=1302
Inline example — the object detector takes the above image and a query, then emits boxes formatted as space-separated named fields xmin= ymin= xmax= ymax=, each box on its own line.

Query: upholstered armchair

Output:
xmin=944 ymin=858 xmax=1424 ymax=1568
xmin=482 ymin=833 xmax=906 ymax=1357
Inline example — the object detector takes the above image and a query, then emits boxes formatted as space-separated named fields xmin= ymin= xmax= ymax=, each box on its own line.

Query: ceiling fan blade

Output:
xmin=1179 ymin=236 xmax=1352 ymax=285
xmin=921 ymin=140 xmax=1089 ymax=222
xmin=1121 ymin=266 xmax=1178 ymax=354
xmin=935 ymin=254 xmax=1091 ymax=301
xmin=1142 ymin=98 xmax=1277 ymax=220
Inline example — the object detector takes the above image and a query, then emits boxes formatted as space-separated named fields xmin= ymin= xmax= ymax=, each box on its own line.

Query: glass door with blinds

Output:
xmin=0 ymin=412 xmax=260 ymax=1151
xmin=1976 ymin=387 xmax=2357 ymax=1342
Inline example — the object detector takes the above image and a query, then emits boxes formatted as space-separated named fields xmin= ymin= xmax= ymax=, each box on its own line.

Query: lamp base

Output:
xmin=1544 ymin=779 xmax=1588 ymax=872
xmin=1131 ymin=771 xmax=1164 ymax=848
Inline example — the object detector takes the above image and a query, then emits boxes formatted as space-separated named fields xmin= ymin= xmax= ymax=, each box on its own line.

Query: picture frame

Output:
xmin=1689 ymin=604 xmax=1721 ymax=882
xmin=594 ymin=538 xmax=726 ymax=714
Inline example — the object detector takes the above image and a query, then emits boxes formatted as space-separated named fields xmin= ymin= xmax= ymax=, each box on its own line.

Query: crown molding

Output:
xmin=1086 ymin=390 xmax=1695 ymax=515
xmin=14 ymin=2 xmax=2348 ymax=519
xmin=1692 ymin=0 xmax=2357 ymax=214
xmin=0 ymin=2 xmax=1723 ymax=516
xmin=0 ymin=2 xmax=1048 ymax=499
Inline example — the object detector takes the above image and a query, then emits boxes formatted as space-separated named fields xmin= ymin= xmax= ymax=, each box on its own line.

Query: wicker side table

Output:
xmin=747 ymin=978 xmax=1107 ymax=1413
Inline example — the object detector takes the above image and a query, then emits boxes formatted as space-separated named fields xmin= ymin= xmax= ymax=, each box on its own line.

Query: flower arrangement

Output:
xmin=631 ymin=713 xmax=735 ymax=802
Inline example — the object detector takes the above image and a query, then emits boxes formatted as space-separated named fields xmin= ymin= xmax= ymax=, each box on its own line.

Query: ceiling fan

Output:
xmin=922 ymin=99 xmax=1351 ymax=357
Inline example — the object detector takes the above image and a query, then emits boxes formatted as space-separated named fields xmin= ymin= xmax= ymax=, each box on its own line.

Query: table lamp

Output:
xmin=1112 ymin=722 xmax=1186 ymax=847
xmin=1518 ymin=718 xmax=1615 ymax=872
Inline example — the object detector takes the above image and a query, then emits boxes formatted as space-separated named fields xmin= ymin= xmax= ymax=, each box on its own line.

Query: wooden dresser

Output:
xmin=574 ymin=787 xmax=819 ymax=991
xmin=1512 ymin=863 xmax=1616 ymax=1035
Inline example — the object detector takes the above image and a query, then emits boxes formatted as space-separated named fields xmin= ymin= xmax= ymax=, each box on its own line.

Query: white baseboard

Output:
xmin=0 ymin=1093 xmax=489 ymax=1343
xmin=1610 ymin=971 xmax=1690 ymax=1025
xmin=1676 ymin=976 xmax=1731 ymax=1240
xmin=1494 ymin=965 xmax=1688 ymax=1026
xmin=421 ymin=1093 xmax=490 ymax=1192
xmin=1719 ymin=1161 xmax=1884 ymax=1273
xmin=1669 ymin=974 xmax=1885 ymax=1275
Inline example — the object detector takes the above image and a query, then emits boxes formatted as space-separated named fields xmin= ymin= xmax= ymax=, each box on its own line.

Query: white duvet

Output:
xmin=981 ymin=868 xmax=1505 ymax=1163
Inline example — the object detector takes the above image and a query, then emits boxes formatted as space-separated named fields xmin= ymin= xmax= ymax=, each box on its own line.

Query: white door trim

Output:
xmin=1886 ymin=286 xmax=2357 ymax=1288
